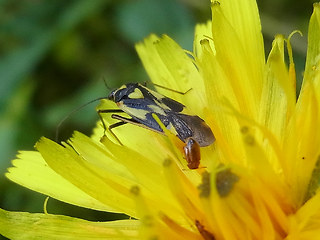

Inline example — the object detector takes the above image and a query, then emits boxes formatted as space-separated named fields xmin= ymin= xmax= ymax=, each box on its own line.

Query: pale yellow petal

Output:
xmin=95 ymin=99 xmax=177 ymax=164
xmin=135 ymin=35 xmax=206 ymax=114
xmin=36 ymin=137 xmax=137 ymax=217
xmin=303 ymin=3 xmax=320 ymax=90
xmin=6 ymin=151 xmax=112 ymax=212
xmin=193 ymin=21 xmax=215 ymax=59
xmin=303 ymin=3 xmax=320 ymax=116
xmin=0 ymin=208 xmax=139 ymax=240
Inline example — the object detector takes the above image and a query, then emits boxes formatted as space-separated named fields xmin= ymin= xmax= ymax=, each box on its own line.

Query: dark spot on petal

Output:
xmin=163 ymin=158 xmax=172 ymax=167
xmin=130 ymin=185 xmax=140 ymax=195
xmin=240 ymin=126 xmax=249 ymax=134
xmin=216 ymin=169 xmax=239 ymax=197
xmin=141 ymin=215 xmax=154 ymax=227
xmin=244 ymin=135 xmax=255 ymax=146
xmin=198 ymin=171 xmax=211 ymax=198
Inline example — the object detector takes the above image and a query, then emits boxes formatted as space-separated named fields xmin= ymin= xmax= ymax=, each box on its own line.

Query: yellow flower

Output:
xmin=2 ymin=0 xmax=320 ymax=239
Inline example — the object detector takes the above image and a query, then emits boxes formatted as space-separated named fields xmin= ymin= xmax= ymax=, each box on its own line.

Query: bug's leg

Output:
xmin=97 ymin=109 xmax=124 ymax=134
xmin=110 ymin=114 xmax=144 ymax=145
xmin=111 ymin=114 xmax=164 ymax=134
xmin=111 ymin=114 xmax=139 ymax=123
xmin=97 ymin=109 xmax=126 ymax=145
xmin=183 ymin=138 xmax=201 ymax=169
xmin=152 ymin=83 xmax=192 ymax=95
xmin=108 ymin=121 xmax=127 ymax=145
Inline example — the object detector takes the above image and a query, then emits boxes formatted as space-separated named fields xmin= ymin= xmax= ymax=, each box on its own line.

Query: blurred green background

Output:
xmin=0 ymin=0 xmax=315 ymax=232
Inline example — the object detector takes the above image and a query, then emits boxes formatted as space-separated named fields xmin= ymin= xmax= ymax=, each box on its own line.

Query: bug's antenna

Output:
xmin=152 ymin=82 xmax=192 ymax=95
xmin=102 ymin=76 xmax=112 ymax=91
xmin=55 ymin=96 xmax=106 ymax=142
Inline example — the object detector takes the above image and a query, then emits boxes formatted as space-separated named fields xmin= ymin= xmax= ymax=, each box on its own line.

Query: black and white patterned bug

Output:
xmin=99 ymin=83 xmax=215 ymax=169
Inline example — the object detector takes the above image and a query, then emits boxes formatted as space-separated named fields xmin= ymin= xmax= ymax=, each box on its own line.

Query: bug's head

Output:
xmin=107 ymin=83 xmax=138 ymax=103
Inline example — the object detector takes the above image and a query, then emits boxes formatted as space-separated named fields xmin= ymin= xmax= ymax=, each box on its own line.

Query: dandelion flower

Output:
xmin=2 ymin=0 xmax=320 ymax=239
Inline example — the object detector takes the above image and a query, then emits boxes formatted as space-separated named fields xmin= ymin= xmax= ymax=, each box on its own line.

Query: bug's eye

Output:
xmin=107 ymin=90 xmax=116 ymax=101
xmin=108 ymin=88 xmax=131 ymax=102
xmin=107 ymin=93 xmax=113 ymax=100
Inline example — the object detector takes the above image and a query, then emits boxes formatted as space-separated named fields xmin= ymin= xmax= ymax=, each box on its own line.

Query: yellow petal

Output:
xmin=287 ymin=192 xmax=320 ymax=238
xmin=210 ymin=1 xmax=264 ymax=119
xmin=212 ymin=0 xmax=264 ymax=72
xmin=284 ymin=4 xmax=320 ymax=203
xmin=197 ymin=38 xmax=245 ymax=164
xmin=287 ymin=82 xmax=320 ymax=206
xmin=0 ymin=208 xmax=139 ymax=240
xmin=70 ymin=131 xmax=134 ymax=181
xmin=258 ymin=35 xmax=291 ymax=166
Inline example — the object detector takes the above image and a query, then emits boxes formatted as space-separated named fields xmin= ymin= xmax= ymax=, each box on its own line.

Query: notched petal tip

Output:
xmin=270 ymin=35 xmax=285 ymax=55
xmin=210 ymin=1 xmax=222 ymax=18
xmin=34 ymin=136 xmax=60 ymax=151
xmin=34 ymin=136 xmax=46 ymax=149
xmin=210 ymin=0 xmax=221 ymax=8
xmin=314 ymin=2 xmax=320 ymax=9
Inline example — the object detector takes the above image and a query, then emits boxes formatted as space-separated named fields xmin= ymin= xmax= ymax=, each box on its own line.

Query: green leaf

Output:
xmin=0 ymin=208 xmax=139 ymax=240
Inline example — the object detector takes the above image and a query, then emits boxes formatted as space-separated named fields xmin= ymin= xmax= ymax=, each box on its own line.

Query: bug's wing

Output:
xmin=110 ymin=114 xmax=167 ymax=136
xmin=172 ymin=114 xmax=215 ymax=147
xmin=167 ymin=113 xmax=194 ymax=142
xmin=139 ymin=85 xmax=185 ymax=113
xmin=133 ymin=112 xmax=170 ymax=133
xmin=158 ymin=96 xmax=185 ymax=112
xmin=118 ymin=98 xmax=168 ymax=132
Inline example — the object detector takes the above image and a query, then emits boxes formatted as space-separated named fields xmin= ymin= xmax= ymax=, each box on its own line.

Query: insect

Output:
xmin=195 ymin=220 xmax=215 ymax=240
xmin=98 ymin=82 xmax=215 ymax=169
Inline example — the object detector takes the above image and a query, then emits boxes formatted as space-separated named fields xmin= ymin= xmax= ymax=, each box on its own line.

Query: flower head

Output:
xmin=2 ymin=0 xmax=320 ymax=239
